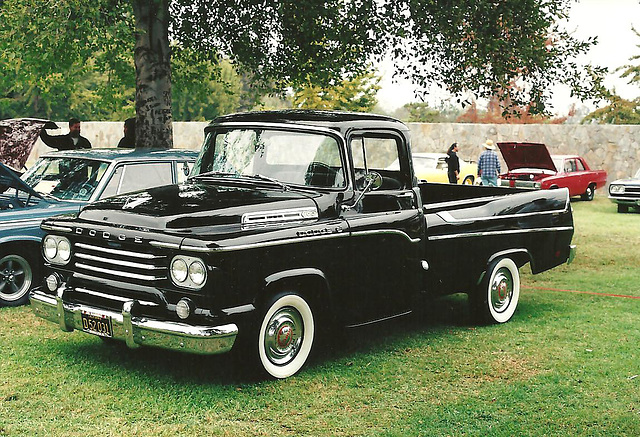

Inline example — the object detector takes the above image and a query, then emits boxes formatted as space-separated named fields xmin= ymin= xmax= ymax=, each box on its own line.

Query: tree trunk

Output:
xmin=132 ymin=0 xmax=173 ymax=149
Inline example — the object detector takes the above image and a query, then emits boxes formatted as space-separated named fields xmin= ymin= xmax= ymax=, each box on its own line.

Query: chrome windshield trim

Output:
xmin=75 ymin=253 xmax=164 ymax=270
xmin=428 ymin=226 xmax=574 ymax=241
xmin=75 ymin=263 xmax=166 ymax=281
xmin=75 ymin=242 xmax=165 ymax=259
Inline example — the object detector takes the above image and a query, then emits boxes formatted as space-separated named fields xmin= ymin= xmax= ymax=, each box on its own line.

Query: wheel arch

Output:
xmin=260 ymin=268 xmax=332 ymax=316
xmin=477 ymin=249 xmax=531 ymax=285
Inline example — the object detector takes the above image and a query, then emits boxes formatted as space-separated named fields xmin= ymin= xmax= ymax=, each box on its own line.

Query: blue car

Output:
xmin=0 ymin=140 xmax=198 ymax=306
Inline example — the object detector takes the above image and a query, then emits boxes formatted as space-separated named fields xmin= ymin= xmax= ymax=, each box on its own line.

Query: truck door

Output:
xmin=342 ymin=130 xmax=424 ymax=325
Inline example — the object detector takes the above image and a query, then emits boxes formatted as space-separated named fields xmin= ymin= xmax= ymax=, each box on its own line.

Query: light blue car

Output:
xmin=0 ymin=120 xmax=198 ymax=306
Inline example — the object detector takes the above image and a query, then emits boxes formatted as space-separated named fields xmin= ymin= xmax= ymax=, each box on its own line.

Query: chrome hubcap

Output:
xmin=490 ymin=268 xmax=513 ymax=313
xmin=264 ymin=306 xmax=303 ymax=366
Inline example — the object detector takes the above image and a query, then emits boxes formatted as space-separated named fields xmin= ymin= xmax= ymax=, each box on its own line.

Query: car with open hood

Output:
xmin=0 ymin=119 xmax=198 ymax=306
xmin=497 ymin=142 xmax=607 ymax=200
xmin=608 ymin=168 xmax=640 ymax=213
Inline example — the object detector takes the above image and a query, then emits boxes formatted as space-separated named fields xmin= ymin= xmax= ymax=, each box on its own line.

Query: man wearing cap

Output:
xmin=477 ymin=139 xmax=501 ymax=186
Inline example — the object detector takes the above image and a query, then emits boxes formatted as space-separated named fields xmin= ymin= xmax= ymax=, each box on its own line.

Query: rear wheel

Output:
xmin=0 ymin=253 xmax=36 ymax=306
xmin=581 ymin=184 xmax=596 ymax=201
xmin=470 ymin=258 xmax=520 ymax=324
xmin=256 ymin=293 xmax=315 ymax=379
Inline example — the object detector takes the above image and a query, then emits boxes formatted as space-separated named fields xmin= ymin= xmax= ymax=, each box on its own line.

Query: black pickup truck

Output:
xmin=31 ymin=111 xmax=576 ymax=378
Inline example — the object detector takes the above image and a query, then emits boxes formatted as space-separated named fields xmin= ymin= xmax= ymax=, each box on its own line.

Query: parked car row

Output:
xmin=0 ymin=118 xmax=198 ymax=306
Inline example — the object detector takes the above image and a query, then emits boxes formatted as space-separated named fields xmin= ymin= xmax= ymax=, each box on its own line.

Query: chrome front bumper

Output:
xmin=30 ymin=287 xmax=238 ymax=355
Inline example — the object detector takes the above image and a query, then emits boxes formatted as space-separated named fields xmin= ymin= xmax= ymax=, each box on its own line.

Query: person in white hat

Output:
xmin=477 ymin=139 xmax=501 ymax=186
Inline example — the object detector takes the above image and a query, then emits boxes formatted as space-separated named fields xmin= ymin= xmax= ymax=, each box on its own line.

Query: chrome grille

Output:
xmin=73 ymin=242 xmax=168 ymax=282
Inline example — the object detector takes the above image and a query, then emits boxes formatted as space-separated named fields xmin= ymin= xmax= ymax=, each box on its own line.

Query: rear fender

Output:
xmin=477 ymin=249 xmax=531 ymax=285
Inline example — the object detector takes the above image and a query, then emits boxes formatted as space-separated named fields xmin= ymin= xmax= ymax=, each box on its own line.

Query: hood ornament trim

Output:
xmin=241 ymin=207 xmax=318 ymax=229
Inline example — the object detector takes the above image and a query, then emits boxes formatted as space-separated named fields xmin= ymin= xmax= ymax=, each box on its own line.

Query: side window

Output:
xmin=350 ymin=135 xmax=405 ymax=190
xmin=99 ymin=163 xmax=172 ymax=199
xmin=575 ymin=159 xmax=585 ymax=171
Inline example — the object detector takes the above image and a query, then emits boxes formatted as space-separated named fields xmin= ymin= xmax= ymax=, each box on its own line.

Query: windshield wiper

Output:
xmin=190 ymin=171 xmax=239 ymax=180
xmin=249 ymin=174 xmax=290 ymax=191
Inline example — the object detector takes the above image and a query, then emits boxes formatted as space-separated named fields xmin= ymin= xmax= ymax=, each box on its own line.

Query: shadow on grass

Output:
xmin=52 ymin=292 xmax=543 ymax=385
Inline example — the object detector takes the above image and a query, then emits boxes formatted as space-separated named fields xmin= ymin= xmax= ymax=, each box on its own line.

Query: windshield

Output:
xmin=552 ymin=158 xmax=563 ymax=172
xmin=192 ymin=129 xmax=345 ymax=188
xmin=635 ymin=168 xmax=640 ymax=179
xmin=412 ymin=156 xmax=438 ymax=173
xmin=21 ymin=157 xmax=110 ymax=201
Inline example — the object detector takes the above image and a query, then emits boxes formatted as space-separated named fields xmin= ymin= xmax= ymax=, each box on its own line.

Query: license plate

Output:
xmin=81 ymin=311 xmax=113 ymax=337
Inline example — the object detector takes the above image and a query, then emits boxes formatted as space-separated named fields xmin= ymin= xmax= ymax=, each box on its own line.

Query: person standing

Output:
xmin=117 ymin=117 xmax=136 ymax=148
xmin=40 ymin=118 xmax=91 ymax=150
xmin=477 ymin=139 xmax=501 ymax=186
xmin=446 ymin=143 xmax=460 ymax=184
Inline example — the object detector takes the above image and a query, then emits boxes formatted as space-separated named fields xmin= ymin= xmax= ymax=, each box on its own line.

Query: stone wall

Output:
xmin=29 ymin=121 xmax=640 ymax=184
xmin=408 ymin=123 xmax=640 ymax=184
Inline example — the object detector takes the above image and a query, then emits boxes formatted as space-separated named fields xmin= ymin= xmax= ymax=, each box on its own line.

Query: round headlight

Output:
xmin=188 ymin=261 xmax=206 ymax=286
xmin=171 ymin=258 xmax=188 ymax=283
xmin=610 ymin=185 xmax=625 ymax=194
xmin=43 ymin=236 xmax=58 ymax=261
xmin=57 ymin=239 xmax=71 ymax=261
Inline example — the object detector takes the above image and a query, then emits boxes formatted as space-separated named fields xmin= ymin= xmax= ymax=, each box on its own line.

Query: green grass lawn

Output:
xmin=1 ymin=196 xmax=639 ymax=436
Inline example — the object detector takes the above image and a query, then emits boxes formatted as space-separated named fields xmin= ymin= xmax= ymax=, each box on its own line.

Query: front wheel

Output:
xmin=581 ymin=184 xmax=595 ymax=201
xmin=0 ymin=253 xmax=36 ymax=307
xmin=257 ymin=293 xmax=315 ymax=379
xmin=617 ymin=204 xmax=629 ymax=213
xmin=470 ymin=258 xmax=520 ymax=324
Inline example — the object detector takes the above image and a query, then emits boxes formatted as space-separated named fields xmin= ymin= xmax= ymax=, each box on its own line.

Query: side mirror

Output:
xmin=342 ymin=171 xmax=383 ymax=212
xmin=363 ymin=171 xmax=383 ymax=191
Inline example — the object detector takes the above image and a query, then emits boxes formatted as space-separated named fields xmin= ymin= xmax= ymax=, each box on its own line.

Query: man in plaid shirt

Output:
xmin=477 ymin=140 xmax=501 ymax=186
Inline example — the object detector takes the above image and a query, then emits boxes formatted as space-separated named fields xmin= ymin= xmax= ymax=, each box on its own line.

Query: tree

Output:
xmin=2 ymin=0 xmax=606 ymax=147
xmin=292 ymin=73 xmax=380 ymax=112
xmin=582 ymin=27 xmax=640 ymax=125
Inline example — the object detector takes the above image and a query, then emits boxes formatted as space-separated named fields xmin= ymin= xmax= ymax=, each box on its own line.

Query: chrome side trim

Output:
xmin=187 ymin=228 xmax=420 ymax=253
xmin=436 ymin=206 xmax=569 ymax=224
xmin=345 ymin=310 xmax=412 ymax=328
xmin=428 ymin=226 xmax=574 ymax=241
xmin=75 ymin=253 xmax=164 ymax=270
xmin=0 ymin=218 xmax=44 ymax=229
xmin=41 ymin=224 xmax=74 ymax=233
xmin=75 ymin=262 xmax=166 ymax=281
xmin=75 ymin=242 xmax=165 ymax=259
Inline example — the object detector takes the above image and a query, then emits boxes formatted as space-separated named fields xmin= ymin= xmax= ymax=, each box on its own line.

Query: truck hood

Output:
xmin=78 ymin=182 xmax=324 ymax=232
xmin=0 ymin=118 xmax=58 ymax=171
xmin=497 ymin=142 xmax=557 ymax=172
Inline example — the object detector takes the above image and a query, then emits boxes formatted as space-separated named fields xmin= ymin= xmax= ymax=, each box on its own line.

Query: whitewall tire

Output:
xmin=473 ymin=258 xmax=520 ymax=324
xmin=257 ymin=294 xmax=315 ymax=379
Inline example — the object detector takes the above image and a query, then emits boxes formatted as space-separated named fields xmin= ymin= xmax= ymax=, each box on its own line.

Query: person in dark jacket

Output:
xmin=40 ymin=118 xmax=91 ymax=150
xmin=446 ymin=143 xmax=460 ymax=184
xmin=117 ymin=117 xmax=136 ymax=148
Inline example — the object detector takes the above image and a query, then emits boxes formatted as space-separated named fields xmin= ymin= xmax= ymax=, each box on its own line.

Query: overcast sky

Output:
xmin=377 ymin=0 xmax=640 ymax=115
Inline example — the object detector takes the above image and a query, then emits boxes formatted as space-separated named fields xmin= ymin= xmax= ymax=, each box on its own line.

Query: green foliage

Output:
xmin=401 ymin=102 xmax=462 ymax=123
xmin=292 ymin=73 xmax=380 ymax=112
xmin=582 ymin=95 xmax=640 ymax=124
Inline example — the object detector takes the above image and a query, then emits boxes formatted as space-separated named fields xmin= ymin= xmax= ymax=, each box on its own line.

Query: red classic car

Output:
xmin=497 ymin=142 xmax=607 ymax=200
